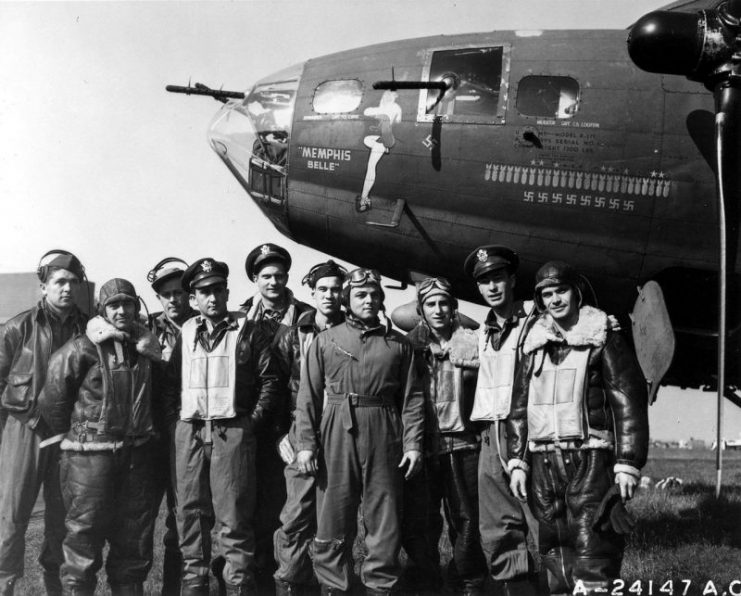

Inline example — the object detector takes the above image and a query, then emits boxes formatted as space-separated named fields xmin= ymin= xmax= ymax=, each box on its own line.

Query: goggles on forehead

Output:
xmin=344 ymin=268 xmax=382 ymax=288
xmin=417 ymin=276 xmax=453 ymax=301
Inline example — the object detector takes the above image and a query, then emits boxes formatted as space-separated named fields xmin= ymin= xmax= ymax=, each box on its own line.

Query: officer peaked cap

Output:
xmin=245 ymin=243 xmax=292 ymax=279
xmin=464 ymin=245 xmax=519 ymax=279
xmin=182 ymin=258 xmax=229 ymax=290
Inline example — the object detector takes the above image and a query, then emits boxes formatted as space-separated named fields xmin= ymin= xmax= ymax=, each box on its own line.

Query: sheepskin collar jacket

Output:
xmin=38 ymin=316 xmax=162 ymax=450
xmin=508 ymin=305 xmax=649 ymax=472
xmin=407 ymin=320 xmax=480 ymax=452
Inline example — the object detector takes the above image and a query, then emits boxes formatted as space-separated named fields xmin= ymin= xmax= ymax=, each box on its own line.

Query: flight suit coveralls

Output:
xmin=272 ymin=310 xmax=345 ymax=590
xmin=295 ymin=317 xmax=425 ymax=594
xmin=403 ymin=320 xmax=487 ymax=593
xmin=507 ymin=306 xmax=649 ymax=594
xmin=0 ymin=301 xmax=87 ymax=596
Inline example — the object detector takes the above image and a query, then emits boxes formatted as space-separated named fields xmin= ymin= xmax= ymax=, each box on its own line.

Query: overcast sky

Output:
xmin=1 ymin=0 xmax=736 ymax=443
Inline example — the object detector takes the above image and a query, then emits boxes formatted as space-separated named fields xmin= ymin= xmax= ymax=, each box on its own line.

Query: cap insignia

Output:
xmin=201 ymin=260 xmax=213 ymax=273
xmin=477 ymin=249 xmax=488 ymax=263
xmin=260 ymin=244 xmax=270 ymax=256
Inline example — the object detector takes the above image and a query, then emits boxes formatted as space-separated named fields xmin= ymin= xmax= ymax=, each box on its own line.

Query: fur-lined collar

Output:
xmin=408 ymin=320 xmax=479 ymax=368
xmin=86 ymin=316 xmax=162 ymax=361
xmin=523 ymin=305 xmax=608 ymax=354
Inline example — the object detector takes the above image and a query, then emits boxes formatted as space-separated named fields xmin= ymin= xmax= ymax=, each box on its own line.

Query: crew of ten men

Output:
xmin=0 ymin=244 xmax=648 ymax=596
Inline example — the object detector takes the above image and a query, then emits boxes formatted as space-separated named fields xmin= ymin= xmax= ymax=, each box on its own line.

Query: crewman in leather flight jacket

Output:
xmin=295 ymin=268 xmax=424 ymax=596
xmin=163 ymin=258 xmax=282 ymax=596
xmin=464 ymin=245 xmax=539 ymax=596
xmin=272 ymin=260 xmax=346 ymax=596
xmin=402 ymin=277 xmax=487 ymax=595
xmin=507 ymin=261 xmax=649 ymax=595
xmin=0 ymin=250 xmax=88 ymax=596
xmin=240 ymin=243 xmax=312 ymax=582
xmin=38 ymin=278 xmax=162 ymax=596
xmin=146 ymin=257 xmax=197 ymax=596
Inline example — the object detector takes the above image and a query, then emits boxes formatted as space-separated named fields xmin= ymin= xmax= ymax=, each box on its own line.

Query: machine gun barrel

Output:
xmin=165 ymin=83 xmax=245 ymax=103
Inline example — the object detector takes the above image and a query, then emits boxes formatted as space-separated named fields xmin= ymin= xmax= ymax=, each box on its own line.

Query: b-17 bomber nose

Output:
xmin=206 ymin=63 xmax=304 ymax=238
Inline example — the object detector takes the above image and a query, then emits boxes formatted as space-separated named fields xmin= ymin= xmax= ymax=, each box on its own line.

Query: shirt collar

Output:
xmin=196 ymin=312 xmax=238 ymax=333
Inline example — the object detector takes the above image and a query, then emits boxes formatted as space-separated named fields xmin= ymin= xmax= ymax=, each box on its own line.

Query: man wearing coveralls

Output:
xmin=163 ymin=258 xmax=282 ymax=596
xmin=39 ymin=278 xmax=162 ymax=596
xmin=272 ymin=260 xmax=347 ymax=596
xmin=294 ymin=268 xmax=425 ymax=596
xmin=463 ymin=245 xmax=538 ymax=596
xmin=507 ymin=261 xmax=649 ymax=594
xmin=0 ymin=250 xmax=88 ymax=596
xmin=147 ymin=257 xmax=197 ymax=595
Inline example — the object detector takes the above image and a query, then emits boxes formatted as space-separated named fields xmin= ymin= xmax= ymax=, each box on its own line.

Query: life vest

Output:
xmin=526 ymin=345 xmax=590 ymax=441
xmin=471 ymin=317 xmax=523 ymax=422
xmin=179 ymin=315 xmax=246 ymax=420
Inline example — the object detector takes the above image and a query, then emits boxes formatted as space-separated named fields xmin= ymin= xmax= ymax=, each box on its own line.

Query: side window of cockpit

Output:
xmin=313 ymin=80 xmax=363 ymax=114
xmin=417 ymin=45 xmax=510 ymax=124
xmin=516 ymin=76 xmax=579 ymax=119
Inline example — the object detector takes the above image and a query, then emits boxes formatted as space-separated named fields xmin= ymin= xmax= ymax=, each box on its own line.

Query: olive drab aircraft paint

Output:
xmin=169 ymin=0 xmax=741 ymax=398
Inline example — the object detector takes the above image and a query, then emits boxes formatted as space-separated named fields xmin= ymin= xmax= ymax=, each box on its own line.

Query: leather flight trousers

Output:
xmin=0 ymin=416 xmax=66 ymax=596
xmin=59 ymin=443 xmax=156 ymax=593
xmin=530 ymin=448 xmax=624 ymax=594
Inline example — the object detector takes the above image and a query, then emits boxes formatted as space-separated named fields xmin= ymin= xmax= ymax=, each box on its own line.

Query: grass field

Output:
xmin=14 ymin=447 xmax=741 ymax=595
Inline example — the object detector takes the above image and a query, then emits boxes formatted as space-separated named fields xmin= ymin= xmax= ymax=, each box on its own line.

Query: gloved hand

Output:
xmin=592 ymin=485 xmax=636 ymax=535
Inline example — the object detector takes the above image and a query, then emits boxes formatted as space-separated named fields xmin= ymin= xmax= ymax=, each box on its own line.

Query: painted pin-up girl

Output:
xmin=356 ymin=90 xmax=402 ymax=212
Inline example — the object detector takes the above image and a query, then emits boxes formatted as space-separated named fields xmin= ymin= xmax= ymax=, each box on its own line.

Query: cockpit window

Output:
xmin=417 ymin=44 xmax=510 ymax=124
xmin=235 ymin=78 xmax=298 ymax=168
xmin=313 ymin=80 xmax=363 ymax=113
xmin=516 ymin=76 xmax=579 ymax=119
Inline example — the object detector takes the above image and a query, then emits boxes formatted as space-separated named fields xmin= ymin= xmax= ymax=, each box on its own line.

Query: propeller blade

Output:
xmin=628 ymin=0 xmax=741 ymax=497
xmin=711 ymin=78 xmax=741 ymax=496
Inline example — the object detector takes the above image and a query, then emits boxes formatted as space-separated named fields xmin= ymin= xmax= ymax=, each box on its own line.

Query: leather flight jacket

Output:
xmin=0 ymin=301 xmax=87 ymax=427
xmin=508 ymin=306 xmax=649 ymax=474
xmin=407 ymin=320 xmax=480 ymax=455
xmin=39 ymin=319 xmax=159 ymax=448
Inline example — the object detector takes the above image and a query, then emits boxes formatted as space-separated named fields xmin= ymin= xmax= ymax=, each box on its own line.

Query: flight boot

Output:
xmin=61 ymin=586 xmax=95 ymax=596
xmin=212 ymin=556 xmax=227 ymax=596
xmin=320 ymin=585 xmax=349 ymax=596
xmin=224 ymin=581 xmax=257 ymax=596
xmin=500 ymin=575 xmax=539 ymax=596
xmin=160 ymin=551 xmax=182 ymax=596
xmin=276 ymin=579 xmax=316 ymax=596
xmin=110 ymin=583 xmax=144 ymax=596
xmin=43 ymin=571 xmax=63 ymax=596
xmin=180 ymin=582 xmax=210 ymax=596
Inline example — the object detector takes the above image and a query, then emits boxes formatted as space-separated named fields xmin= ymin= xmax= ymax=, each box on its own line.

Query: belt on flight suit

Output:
xmin=326 ymin=392 xmax=395 ymax=431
